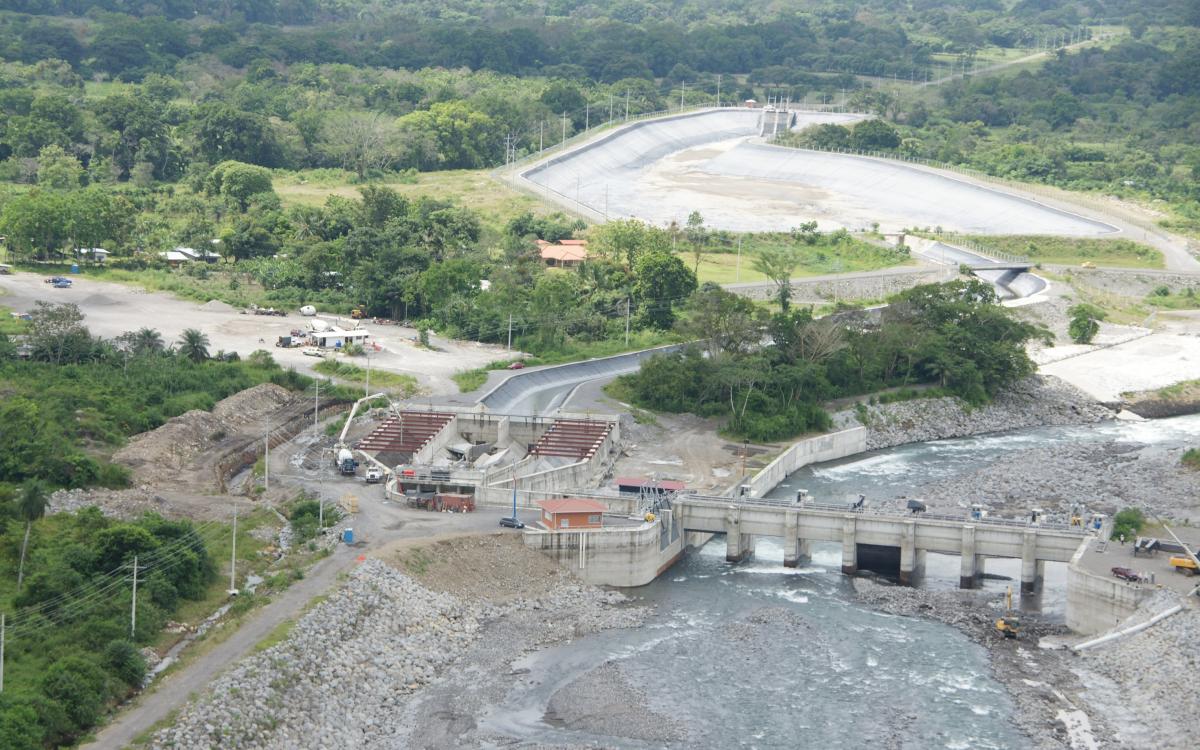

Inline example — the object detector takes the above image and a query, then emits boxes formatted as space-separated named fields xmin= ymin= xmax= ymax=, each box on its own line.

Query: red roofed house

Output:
xmin=537 ymin=239 xmax=589 ymax=268
xmin=537 ymin=498 xmax=607 ymax=530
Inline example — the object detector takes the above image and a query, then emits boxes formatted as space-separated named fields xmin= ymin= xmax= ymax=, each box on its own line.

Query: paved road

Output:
xmin=84 ymin=433 xmax=513 ymax=750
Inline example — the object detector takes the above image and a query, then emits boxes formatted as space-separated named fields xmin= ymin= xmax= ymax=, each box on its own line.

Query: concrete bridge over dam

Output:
xmin=675 ymin=495 xmax=1087 ymax=591
xmin=526 ymin=491 xmax=1090 ymax=592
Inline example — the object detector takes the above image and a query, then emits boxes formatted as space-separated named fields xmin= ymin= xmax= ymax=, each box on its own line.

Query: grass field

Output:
xmin=960 ymin=235 xmax=1164 ymax=269
xmin=686 ymin=232 xmax=913 ymax=285
xmin=274 ymin=168 xmax=552 ymax=236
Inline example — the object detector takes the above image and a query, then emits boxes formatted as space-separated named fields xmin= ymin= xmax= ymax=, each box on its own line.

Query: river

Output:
xmin=478 ymin=414 xmax=1200 ymax=748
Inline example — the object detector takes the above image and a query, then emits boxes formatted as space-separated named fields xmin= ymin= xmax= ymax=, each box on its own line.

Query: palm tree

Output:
xmin=178 ymin=328 xmax=210 ymax=363
xmin=752 ymin=247 xmax=800 ymax=312
xmin=133 ymin=327 xmax=165 ymax=355
xmin=16 ymin=479 xmax=48 ymax=591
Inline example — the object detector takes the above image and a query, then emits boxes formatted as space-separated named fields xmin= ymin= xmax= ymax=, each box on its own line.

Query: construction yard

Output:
xmin=0 ymin=270 xmax=511 ymax=395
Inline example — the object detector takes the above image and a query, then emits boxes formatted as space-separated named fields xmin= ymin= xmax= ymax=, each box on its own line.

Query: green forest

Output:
xmin=616 ymin=279 xmax=1047 ymax=440
xmin=0 ymin=1 xmax=1199 ymax=742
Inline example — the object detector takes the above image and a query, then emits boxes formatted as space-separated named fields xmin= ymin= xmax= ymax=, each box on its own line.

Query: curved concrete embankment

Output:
xmin=478 ymin=345 xmax=681 ymax=414
xmin=519 ymin=108 xmax=1123 ymax=237
xmin=520 ymin=108 xmax=861 ymax=227
xmin=701 ymin=143 xmax=1118 ymax=236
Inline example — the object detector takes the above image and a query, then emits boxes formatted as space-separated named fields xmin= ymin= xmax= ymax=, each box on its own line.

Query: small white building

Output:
xmin=309 ymin=326 xmax=371 ymax=349
xmin=75 ymin=247 xmax=110 ymax=263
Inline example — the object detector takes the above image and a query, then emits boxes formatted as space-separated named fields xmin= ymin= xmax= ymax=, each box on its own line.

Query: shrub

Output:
xmin=1183 ymin=448 xmax=1200 ymax=470
xmin=1067 ymin=303 xmax=1105 ymax=344
xmin=103 ymin=640 xmax=147 ymax=689
xmin=1111 ymin=507 xmax=1145 ymax=541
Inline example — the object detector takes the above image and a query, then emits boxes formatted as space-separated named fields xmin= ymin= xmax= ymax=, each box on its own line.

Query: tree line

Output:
xmin=618 ymin=280 xmax=1049 ymax=441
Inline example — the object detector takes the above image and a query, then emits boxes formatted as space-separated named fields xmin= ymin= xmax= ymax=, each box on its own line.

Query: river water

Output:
xmin=482 ymin=415 xmax=1200 ymax=748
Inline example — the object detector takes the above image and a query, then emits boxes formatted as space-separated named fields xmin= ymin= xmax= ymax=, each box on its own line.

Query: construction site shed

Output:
xmin=537 ymin=498 xmax=607 ymax=530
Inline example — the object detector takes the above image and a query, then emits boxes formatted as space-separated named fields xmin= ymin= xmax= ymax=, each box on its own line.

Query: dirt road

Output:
xmin=83 ymin=424 xmax=517 ymax=749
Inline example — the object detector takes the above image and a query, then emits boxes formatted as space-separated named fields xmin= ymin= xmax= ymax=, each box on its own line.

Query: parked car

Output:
xmin=52 ymin=279 xmax=72 ymax=288
xmin=44 ymin=276 xmax=67 ymax=284
xmin=1111 ymin=566 xmax=1142 ymax=582
xmin=506 ymin=361 xmax=526 ymax=370
xmin=499 ymin=517 xmax=525 ymax=529
xmin=302 ymin=347 xmax=323 ymax=357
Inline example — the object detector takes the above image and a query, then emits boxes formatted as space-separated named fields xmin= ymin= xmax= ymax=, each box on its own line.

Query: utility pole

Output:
xmin=624 ymin=89 xmax=629 ymax=121
xmin=0 ymin=612 xmax=5 ymax=693
xmin=736 ymin=235 xmax=743 ymax=282
xmin=229 ymin=506 xmax=238 ymax=595
xmin=608 ymin=93 xmax=614 ymax=123
xmin=716 ymin=74 xmax=721 ymax=107
xmin=680 ymin=81 xmax=685 ymax=111
xmin=539 ymin=120 xmax=543 ymax=151
xmin=585 ymin=101 xmax=589 ymax=131
xmin=561 ymin=112 xmax=567 ymax=148
xmin=507 ymin=313 xmax=513 ymax=351
xmin=624 ymin=298 xmax=631 ymax=346
xmin=313 ymin=378 xmax=320 ymax=431
xmin=129 ymin=554 xmax=140 ymax=638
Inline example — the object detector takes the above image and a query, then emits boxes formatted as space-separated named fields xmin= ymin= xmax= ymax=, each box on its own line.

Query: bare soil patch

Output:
xmin=388 ymin=533 xmax=577 ymax=603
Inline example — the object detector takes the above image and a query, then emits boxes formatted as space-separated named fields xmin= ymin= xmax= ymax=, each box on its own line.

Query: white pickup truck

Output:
xmin=364 ymin=466 xmax=384 ymax=484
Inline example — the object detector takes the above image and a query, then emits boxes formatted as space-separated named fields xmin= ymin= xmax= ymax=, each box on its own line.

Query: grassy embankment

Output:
xmin=312 ymin=358 xmax=422 ymax=397
xmin=958 ymin=235 xmax=1164 ymax=269
xmin=274 ymin=168 xmax=550 ymax=238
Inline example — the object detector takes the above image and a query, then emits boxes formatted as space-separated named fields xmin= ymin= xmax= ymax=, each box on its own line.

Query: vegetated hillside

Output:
xmin=617 ymin=279 xmax=1048 ymax=441
xmin=780 ymin=24 xmax=1200 ymax=232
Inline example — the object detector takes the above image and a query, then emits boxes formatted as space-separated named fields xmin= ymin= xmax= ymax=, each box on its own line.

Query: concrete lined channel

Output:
xmin=520 ymin=107 xmax=1124 ymax=237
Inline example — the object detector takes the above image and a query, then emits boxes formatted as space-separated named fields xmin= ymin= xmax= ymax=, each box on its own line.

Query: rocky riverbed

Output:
xmin=853 ymin=578 xmax=1199 ymax=750
xmin=911 ymin=438 xmax=1200 ymax=523
xmin=839 ymin=375 xmax=1115 ymax=451
xmin=150 ymin=537 xmax=649 ymax=750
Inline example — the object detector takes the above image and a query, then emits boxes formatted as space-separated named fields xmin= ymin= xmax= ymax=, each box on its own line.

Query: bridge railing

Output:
xmin=678 ymin=492 xmax=1086 ymax=534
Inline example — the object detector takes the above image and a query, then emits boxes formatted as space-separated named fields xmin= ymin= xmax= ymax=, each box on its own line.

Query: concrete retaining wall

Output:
xmin=523 ymin=516 xmax=683 ymax=587
xmin=1066 ymin=543 xmax=1154 ymax=635
xmin=747 ymin=426 xmax=868 ymax=497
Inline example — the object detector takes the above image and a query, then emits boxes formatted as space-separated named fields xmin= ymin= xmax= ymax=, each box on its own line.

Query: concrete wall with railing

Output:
xmin=523 ymin=513 xmax=683 ymax=587
xmin=1065 ymin=540 xmax=1155 ymax=635
xmin=745 ymin=427 xmax=869 ymax=498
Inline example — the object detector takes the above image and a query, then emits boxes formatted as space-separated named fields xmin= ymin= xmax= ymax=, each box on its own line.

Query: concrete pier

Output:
xmin=960 ymin=526 xmax=980 ymax=588
xmin=899 ymin=522 xmax=917 ymax=585
xmin=1021 ymin=531 xmax=1043 ymax=594
xmin=841 ymin=517 xmax=857 ymax=574
xmin=725 ymin=507 xmax=754 ymax=562
xmin=782 ymin=510 xmax=806 ymax=567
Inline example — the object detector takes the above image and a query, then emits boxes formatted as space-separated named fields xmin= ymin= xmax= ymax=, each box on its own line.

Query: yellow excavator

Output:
xmin=995 ymin=586 xmax=1019 ymax=639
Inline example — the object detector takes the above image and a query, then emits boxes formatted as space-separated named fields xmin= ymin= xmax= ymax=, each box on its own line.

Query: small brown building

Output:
xmin=537 ymin=498 xmax=606 ymax=530
xmin=537 ymin=239 xmax=589 ymax=268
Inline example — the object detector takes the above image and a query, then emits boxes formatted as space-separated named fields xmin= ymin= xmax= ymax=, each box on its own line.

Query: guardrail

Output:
xmin=923 ymin=233 xmax=1032 ymax=265
xmin=678 ymin=492 xmax=1087 ymax=534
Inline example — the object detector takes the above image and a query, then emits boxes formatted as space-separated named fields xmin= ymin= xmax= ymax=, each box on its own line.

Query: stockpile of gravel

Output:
xmin=1075 ymin=599 xmax=1199 ymax=748
xmin=151 ymin=560 xmax=489 ymax=750
xmin=846 ymin=376 xmax=1113 ymax=451
xmin=151 ymin=559 xmax=644 ymax=750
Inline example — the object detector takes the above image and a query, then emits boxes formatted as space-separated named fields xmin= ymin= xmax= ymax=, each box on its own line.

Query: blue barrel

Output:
xmin=342 ymin=528 xmax=354 ymax=544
